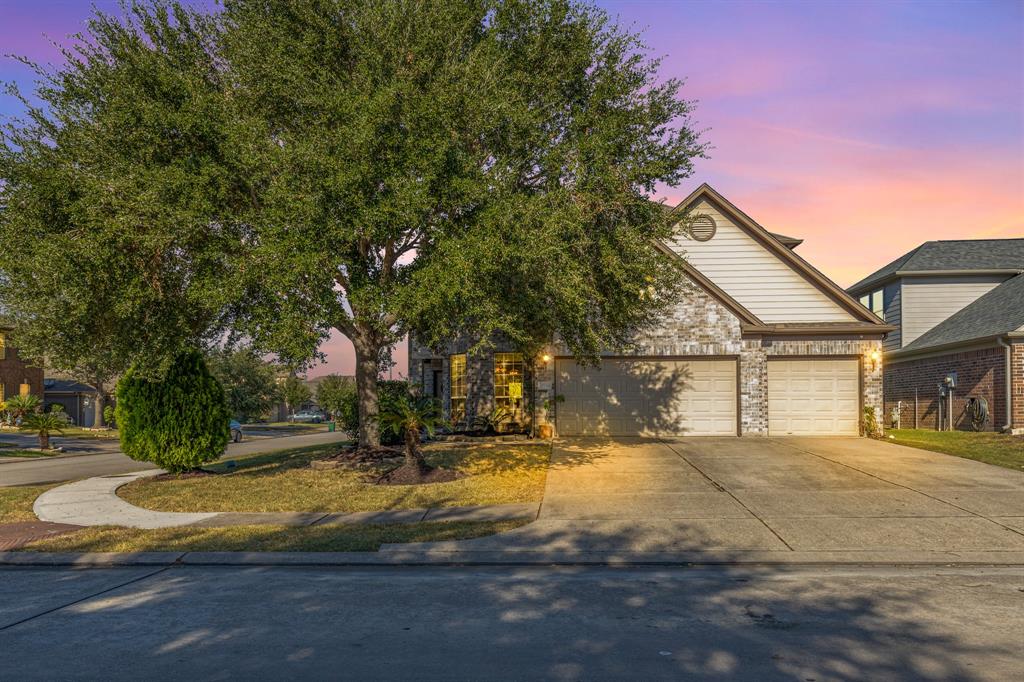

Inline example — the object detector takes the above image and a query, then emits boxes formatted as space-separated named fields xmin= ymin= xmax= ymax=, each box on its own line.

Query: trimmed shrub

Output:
xmin=337 ymin=380 xmax=411 ymax=445
xmin=115 ymin=350 xmax=231 ymax=473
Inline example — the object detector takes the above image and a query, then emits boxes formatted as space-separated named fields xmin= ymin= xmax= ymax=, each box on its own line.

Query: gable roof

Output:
xmin=895 ymin=274 xmax=1024 ymax=355
xmin=667 ymin=183 xmax=884 ymax=326
xmin=849 ymin=239 xmax=1024 ymax=294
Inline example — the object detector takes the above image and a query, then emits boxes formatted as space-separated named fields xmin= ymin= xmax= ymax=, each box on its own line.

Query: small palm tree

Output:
xmin=377 ymin=395 xmax=444 ymax=471
xmin=21 ymin=410 xmax=67 ymax=450
xmin=471 ymin=406 xmax=513 ymax=435
xmin=4 ymin=394 xmax=41 ymax=421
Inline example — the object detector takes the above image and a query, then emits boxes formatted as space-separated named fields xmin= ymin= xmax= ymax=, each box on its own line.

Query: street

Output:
xmin=0 ymin=431 xmax=349 ymax=487
xmin=0 ymin=564 xmax=1021 ymax=680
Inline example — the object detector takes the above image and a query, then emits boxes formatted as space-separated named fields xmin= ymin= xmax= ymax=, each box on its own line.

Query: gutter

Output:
xmin=848 ymin=268 xmax=1023 ymax=296
xmin=996 ymin=337 xmax=1013 ymax=432
xmin=741 ymin=323 xmax=895 ymax=336
xmin=887 ymin=334 xmax=1008 ymax=361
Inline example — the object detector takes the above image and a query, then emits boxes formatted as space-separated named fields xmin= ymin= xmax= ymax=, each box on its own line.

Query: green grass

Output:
xmin=0 ymin=484 xmax=58 ymax=523
xmin=22 ymin=520 xmax=528 ymax=552
xmin=56 ymin=427 xmax=119 ymax=439
xmin=119 ymin=442 xmax=550 ymax=513
xmin=887 ymin=429 xmax=1024 ymax=471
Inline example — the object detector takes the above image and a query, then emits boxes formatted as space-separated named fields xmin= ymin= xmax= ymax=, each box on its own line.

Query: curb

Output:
xmin=3 ymin=549 xmax=1024 ymax=567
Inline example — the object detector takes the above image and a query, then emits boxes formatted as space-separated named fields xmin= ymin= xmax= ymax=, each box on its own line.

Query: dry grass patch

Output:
xmin=23 ymin=520 xmax=527 ymax=552
xmin=0 ymin=484 xmax=58 ymax=523
xmin=119 ymin=442 xmax=549 ymax=513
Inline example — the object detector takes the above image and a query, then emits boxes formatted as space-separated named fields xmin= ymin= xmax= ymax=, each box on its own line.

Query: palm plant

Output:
xmin=4 ymin=393 xmax=41 ymax=421
xmin=471 ymin=406 xmax=513 ymax=435
xmin=21 ymin=410 xmax=67 ymax=450
xmin=377 ymin=395 xmax=444 ymax=471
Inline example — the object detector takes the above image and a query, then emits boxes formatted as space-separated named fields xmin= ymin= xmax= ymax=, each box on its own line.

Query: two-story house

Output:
xmin=0 ymin=327 xmax=45 ymax=406
xmin=848 ymin=239 xmax=1024 ymax=433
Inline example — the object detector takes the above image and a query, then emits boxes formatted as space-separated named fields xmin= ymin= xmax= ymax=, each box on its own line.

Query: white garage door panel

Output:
xmin=556 ymin=358 xmax=737 ymax=436
xmin=768 ymin=359 xmax=859 ymax=436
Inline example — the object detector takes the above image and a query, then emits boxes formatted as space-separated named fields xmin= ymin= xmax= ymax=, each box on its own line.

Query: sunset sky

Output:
xmin=2 ymin=0 xmax=1021 ymax=377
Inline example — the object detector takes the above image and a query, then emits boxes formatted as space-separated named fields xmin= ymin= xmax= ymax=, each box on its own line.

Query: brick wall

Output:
xmin=885 ymin=346 xmax=1008 ymax=431
xmin=1013 ymin=342 xmax=1024 ymax=430
xmin=0 ymin=336 xmax=45 ymax=401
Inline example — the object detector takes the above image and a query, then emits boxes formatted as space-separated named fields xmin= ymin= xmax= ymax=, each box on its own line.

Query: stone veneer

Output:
xmin=409 ymin=278 xmax=885 ymax=436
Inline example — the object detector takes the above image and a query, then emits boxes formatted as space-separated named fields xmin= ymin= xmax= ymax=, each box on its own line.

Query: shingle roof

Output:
xmin=849 ymin=239 xmax=1024 ymax=293
xmin=43 ymin=378 xmax=97 ymax=393
xmin=897 ymin=274 xmax=1024 ymax=354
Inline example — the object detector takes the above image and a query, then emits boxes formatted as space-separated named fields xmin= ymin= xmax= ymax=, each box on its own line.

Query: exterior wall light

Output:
xmin=541 ymin=354 xmax=551 ymax=363
xmin=869 ymin=349 xmax=882 ymax=371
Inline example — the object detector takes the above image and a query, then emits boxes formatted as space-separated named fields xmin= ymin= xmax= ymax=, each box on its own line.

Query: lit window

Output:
xmin=20 ymin=383 xmax=30 ymax=397
xmin=0 ymin=332 xmax=5 ymax=361
xmin=494 ymin=353 xmax=525 ymax=418
xmin=450 ymin=354 xmax=467 ymax=424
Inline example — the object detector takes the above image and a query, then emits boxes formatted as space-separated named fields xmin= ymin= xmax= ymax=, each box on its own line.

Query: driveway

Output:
xmin=412 ymin=437 xmax=1024 ymax=557
xmin=0 ymin=431 xmax=350 ymax=487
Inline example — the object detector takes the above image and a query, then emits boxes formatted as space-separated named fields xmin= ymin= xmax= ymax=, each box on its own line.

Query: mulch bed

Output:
xmin=375 ymin=464 xmax=463 ymax=486
xmin=0 ymin=521 xmax=82 ymax=551
xmin=151 ymin=468 xmax=220 ymax=481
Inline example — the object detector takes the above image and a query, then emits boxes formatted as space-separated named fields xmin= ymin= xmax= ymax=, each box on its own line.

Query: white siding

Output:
xmin=669 ymin=200 xmax=855 ymax=323
xmin=900 ymin=275 xmax=1008 ymax=346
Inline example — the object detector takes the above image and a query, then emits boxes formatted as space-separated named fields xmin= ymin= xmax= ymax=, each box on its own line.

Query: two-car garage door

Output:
xmin=556 ymin=358 xmax=737 ymax=436
xmin=555 ymin=357 xmax=859 ymax=437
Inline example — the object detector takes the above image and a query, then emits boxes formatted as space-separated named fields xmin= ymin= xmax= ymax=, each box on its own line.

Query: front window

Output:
xmin=450 ymin=354 xmax=467 ymax=424
xmin=19 ymin=383 xmax=30 ymax=397
xmin=861 ymin=290 xmax=884 ymax=321
xmin=494 ymin=352 xmax=525 ymax=422
xmin=0 ymin=332 xmax=5 ymax=360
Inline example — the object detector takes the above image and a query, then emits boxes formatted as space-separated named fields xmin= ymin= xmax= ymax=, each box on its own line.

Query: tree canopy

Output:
xmin=1 ymin=0 xmax=706 ymax=449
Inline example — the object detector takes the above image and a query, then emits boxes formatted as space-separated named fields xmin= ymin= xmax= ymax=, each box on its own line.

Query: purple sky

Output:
xmin=2 ymin=0 xmax=1022 ymax=377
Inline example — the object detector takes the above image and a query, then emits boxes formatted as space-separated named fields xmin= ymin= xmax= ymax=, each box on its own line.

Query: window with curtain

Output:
xmin=493 ymin=352 xmax=525 ymax=419
xmin=450 ymin=354 xmax=467 ymax=424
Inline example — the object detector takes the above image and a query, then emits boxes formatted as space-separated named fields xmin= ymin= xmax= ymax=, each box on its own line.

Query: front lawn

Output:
xmin=57 ymin=427 xmax=119 ymax=439
xmin=887 ymin=429 xmax=1024 ymax=471
xmin=1 ymin=484 xmax=59 ymax=523
xmin=22 ymin=519 xmax=527 ymax=552
xmin=0 ymin=447 xmax=58 ymax=458
xmin=119 ymin=442 xmax=550 ymax=513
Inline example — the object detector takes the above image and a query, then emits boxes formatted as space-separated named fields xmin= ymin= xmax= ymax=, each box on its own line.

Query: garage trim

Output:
xmin=553 ymin=355 xmax=741 ymax=437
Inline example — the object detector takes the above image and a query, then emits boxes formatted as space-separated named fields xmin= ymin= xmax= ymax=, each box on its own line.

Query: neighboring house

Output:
xmin=0 ymin=328 xmax=44 ymax=405
xmin=409 ymin=184 xmax=891 ymax=437
xmin=44 ymin=379 xmax=102 ymax=427
xmin=848 ymin=239 xmax=1024 ymax=433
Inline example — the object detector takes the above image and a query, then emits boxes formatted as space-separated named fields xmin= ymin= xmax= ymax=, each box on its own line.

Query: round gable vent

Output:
xmin=690 ymin=215 xmax=716 ymax=241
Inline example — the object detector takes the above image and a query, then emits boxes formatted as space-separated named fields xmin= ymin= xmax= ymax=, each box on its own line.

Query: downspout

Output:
xmin=996 ymin=337 xmax=1012 ymax=432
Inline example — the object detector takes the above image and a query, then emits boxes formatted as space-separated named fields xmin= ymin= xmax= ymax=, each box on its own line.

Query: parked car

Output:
xmin=229 ymin=419 xmax=243 ymax=443
xmin=289 ymin=410 xmax=323 ymax=424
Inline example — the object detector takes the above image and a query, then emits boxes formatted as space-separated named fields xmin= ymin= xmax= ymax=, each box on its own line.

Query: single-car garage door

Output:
xmin=556 ymin=358 xmax=737 ymax=436
xmin=767 ymin=358 xmax=859 ymax=435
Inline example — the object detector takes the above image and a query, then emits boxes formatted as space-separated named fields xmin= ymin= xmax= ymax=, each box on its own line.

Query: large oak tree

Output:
xmin=1 ymin=0 xmax=705 ymax=450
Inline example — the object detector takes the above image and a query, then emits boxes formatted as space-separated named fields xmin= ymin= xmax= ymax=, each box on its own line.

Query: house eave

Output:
xmin=887 ymin=334 xmax=1014 ymax=361
xmin=741 ymin=323 xmax=894 ymax=338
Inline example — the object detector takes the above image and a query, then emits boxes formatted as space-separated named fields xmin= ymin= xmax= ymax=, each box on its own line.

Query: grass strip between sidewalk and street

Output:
xmin=886 ymin=429 xmax=1024 ymax=471
xmin=21 ymin=520 xmax=529 ymax=552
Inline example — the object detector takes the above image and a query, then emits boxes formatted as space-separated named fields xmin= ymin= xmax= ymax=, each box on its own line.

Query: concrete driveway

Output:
xmin=413 ymin=437 xmax=1024 ymax=559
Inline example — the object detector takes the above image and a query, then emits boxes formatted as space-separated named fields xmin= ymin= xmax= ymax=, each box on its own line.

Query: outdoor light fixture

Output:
xmin=541 ymin=354 xmax=551 ymax=363
xmin=869 ymin=349 xmax=882 ymax=371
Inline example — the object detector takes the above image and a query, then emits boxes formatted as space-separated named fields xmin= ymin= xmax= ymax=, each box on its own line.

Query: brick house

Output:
xmin=0 ymin=328 xmax=45 ymax=405
xmin=847 ymin=240 xmax=1024 ymax=433
xmin=409 ymin=184 xmax=891 ymax=437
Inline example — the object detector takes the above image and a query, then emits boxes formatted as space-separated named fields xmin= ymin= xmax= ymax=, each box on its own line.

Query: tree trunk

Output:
xmin=93 ymin=389 xmax=106 ymax=428
xmin=404 ymin=427 xmax=424 ymax=470
xmin=353 ymin=335 xmax=381 ymax=449
xmin=39 ymin=432 xmax=49 ymax=450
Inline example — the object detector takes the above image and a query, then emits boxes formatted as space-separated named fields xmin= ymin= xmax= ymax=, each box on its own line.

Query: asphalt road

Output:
xmin=0 ymin=431 xmax=349 ymax=487
xmin=0 ymin=564 xmax=1021 ymax=680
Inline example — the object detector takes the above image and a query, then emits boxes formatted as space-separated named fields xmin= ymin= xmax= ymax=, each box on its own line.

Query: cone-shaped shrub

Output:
xmin=116 ymin=350 xmax=230 ymax=473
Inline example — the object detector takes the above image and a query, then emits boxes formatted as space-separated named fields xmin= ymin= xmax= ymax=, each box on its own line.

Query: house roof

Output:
xmin=668 ymin=183 xmax=884 ymax=326
xmin=43 ymin=378 xmax=97 ymax=393
xmin=849 ymin=239 xmax=1024 ymax=294
xmin=895 ymin=274 xmax=1024 ymax=355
